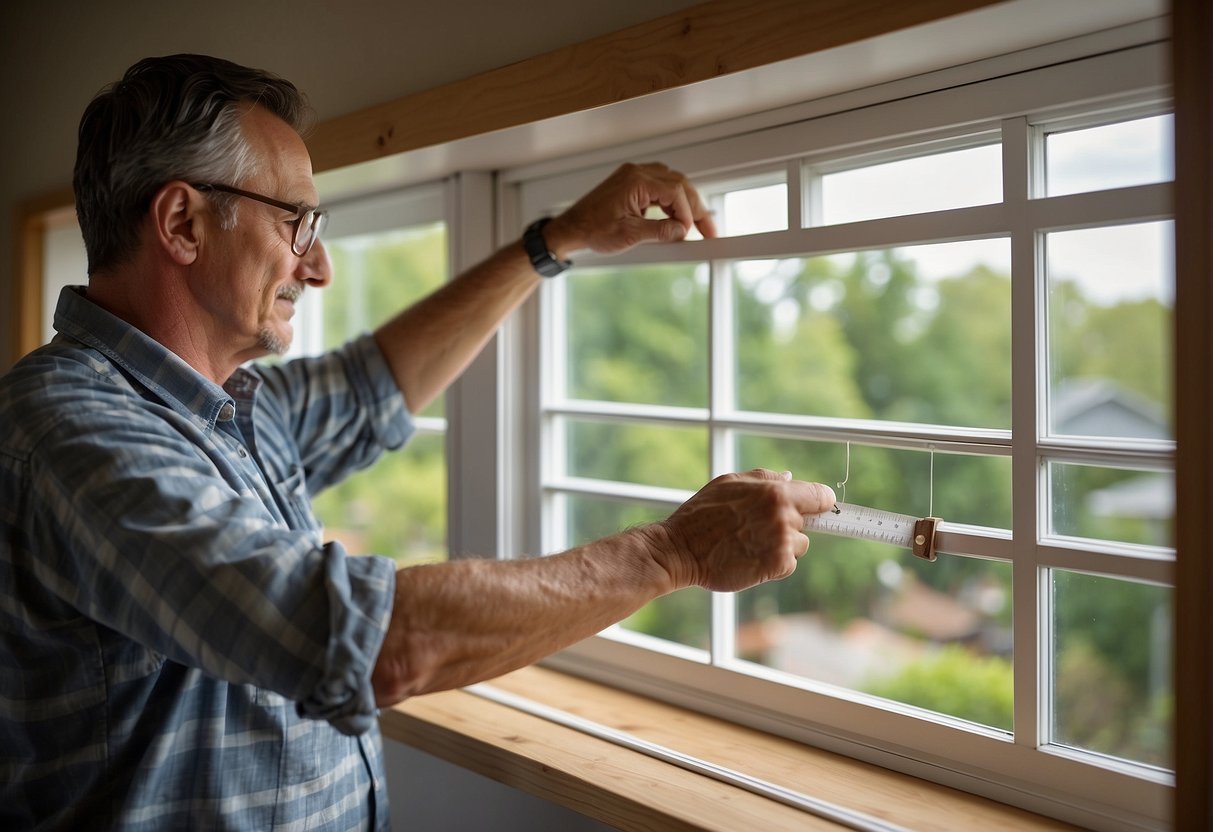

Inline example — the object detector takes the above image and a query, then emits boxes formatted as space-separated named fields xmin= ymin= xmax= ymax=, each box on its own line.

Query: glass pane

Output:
xmin=738 ymin=538 xmax=1013 ymax=730
xmin=733 ymin=435 xmax=1012 ymax=728
xmin=1045 ymin=114 xmax=1174 ymax=197
xmin=1051 ymin=571 xmax=1172 ymax=768
xmin=564 ymin=418 xmax=709 ymax=491
xmin=732 ymin=240 xmax=1010 ymax=428
xmin=565 ymin=494 xmax=708 ymax=651
xmin=736 ymin=436 xmax=1012 ymax=532
xmin=1048 ymin=462 xmax=1173 ymax=547
xmin=565 ymin=264 xmax=708 ymax=407
xmin=819 ymin=143 xmax=1001 ymax=225
xmin=327 ymin=222 xmax=449 ymax=420
xmin=312 ymin=431 xmax=446 ymax=566
xmin=713 ymin=182 xmax=787 ymax=237
xmin=1046 ymin=222 xmax=1173 ymax=440
xmin=315 ymin=222 xmax=450 ymax=562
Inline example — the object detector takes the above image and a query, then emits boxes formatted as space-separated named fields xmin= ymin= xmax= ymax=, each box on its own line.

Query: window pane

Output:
xmin=732 ymin=240 xmax=1010 ymax=428
xmin=564 ymin=418 xmax=708 ymax=491
xmin=1048 ymin=462 xmax=1172 ymax=547
xmin=327 ymin=223 xmax=448 ymax=419
xmin=733 ymin=435 xmax=1012 ymax=727
xmin=819 ymin=143 xmax=1001 ymax=225
xmin=564 ymin=494 xmax=709 ymax=651
xmin=315 ymin=222 xmax=450 ymax=562
xmin=1046 ymin=222 xmax=1173 ymax=440
xmin=565 ymin=264 xmax=708 ymax=407
xmin=738 ymin=537 xmax=1013 ymax=731
xmin=1051 ymin=571 xmax=1172 ymax=768
xmin=712 ymin=182 xmax=787 ymax=237
xmin=1045 ymin=115 xmax=1174 ymax=197
xmin=313 ymin=431 xmax=447 ymax=565
xmin=736 ymin=435 xmax=1011 ymax=533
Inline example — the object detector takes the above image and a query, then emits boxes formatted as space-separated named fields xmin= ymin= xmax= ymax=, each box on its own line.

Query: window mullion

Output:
xmin=1003 ymin=115 xmax=1043 ymax=752
xmin=709 ymin=257 xmax=737 ymax=665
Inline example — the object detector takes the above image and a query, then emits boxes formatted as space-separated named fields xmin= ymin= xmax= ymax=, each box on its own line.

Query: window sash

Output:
xmin=515 ymin=43 xmax=1175 ymax=830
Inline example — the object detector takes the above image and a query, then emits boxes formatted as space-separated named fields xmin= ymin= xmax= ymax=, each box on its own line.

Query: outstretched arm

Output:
xmin=371 ymin=470 xmax=834 ymax=705
xmin=371 ymin=163 xmax=717 ymax=413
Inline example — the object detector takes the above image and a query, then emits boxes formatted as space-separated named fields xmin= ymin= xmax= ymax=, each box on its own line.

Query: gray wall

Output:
xmin=385 ymin=739 xmax=616 ymax=831
xmin=0 ymin=0 xmax=700 ymax=369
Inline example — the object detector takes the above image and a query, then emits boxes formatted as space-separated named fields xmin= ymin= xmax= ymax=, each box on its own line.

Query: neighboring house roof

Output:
xmin=1051 ymin=377 xmax=1169 ymax=440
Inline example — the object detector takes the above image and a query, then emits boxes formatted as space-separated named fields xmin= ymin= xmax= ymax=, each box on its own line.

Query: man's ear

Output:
xmin=149 ymin=181 xmax=203 ymax=265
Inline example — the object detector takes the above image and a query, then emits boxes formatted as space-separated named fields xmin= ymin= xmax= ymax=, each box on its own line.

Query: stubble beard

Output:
xmin=259 ymin=284 xmax=303 ymax=355
xmin=257 ymin=326 xmax=290 ymax=356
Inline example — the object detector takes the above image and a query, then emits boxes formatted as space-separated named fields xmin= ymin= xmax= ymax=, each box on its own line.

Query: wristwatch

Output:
xmin=523 ymin=217 xmax=572 ymax=278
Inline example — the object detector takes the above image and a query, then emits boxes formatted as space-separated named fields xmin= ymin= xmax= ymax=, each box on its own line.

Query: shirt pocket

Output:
xmin=272 ymin=463 xmax=320 ymax=533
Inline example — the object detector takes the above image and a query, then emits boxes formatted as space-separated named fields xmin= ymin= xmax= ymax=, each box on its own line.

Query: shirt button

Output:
xmin=238 ymin=447 xmax=248 ymax=458
xmin=218 ymin=402 xmax=236 ymax=421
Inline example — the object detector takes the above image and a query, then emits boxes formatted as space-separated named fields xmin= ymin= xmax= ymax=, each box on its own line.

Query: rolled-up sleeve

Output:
xmin=296 ymin=543 xmax=395 ymax=735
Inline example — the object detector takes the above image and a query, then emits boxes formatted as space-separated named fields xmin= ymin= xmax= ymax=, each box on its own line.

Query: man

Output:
xmin=0 ymin=54 xmax=834 ymax=830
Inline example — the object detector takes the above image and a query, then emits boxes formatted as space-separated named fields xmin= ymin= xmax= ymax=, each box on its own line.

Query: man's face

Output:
xmin=193 ymin=104 xmax=331 ymax=363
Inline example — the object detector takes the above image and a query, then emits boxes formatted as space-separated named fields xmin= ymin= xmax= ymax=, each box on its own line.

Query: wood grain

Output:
xmin=384 ymin=666 xmax=1083 ymax=831
xmin=305 ymin=0 xmax=1006 ymax=173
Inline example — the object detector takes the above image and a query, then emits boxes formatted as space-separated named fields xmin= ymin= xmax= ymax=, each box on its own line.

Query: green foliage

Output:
xmin=311 ymin=432 xmax=446 ymax=566
xmin=864 ymin=646 xmax=1014 ymax=731
xmin=567 ymin=265 xmax=707 ymax=407
xmin=310 ymin=224 xmax=449 ymax=564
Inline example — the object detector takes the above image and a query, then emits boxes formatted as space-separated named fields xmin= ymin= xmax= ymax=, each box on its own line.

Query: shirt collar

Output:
xmin=53 ymin=285 xmax=247 ymax=430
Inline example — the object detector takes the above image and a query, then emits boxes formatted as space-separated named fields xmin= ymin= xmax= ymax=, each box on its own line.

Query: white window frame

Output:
xmin=504 ymin=38 xmax=1174 ymax=832
xmin=300 ymin=174 xmax=503 ymax=561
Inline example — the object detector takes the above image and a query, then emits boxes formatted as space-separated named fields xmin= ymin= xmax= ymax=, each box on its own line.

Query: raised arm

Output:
xmin=371 ymin=470 xmax=834 ymax=704
xmin=371 ymin=162 xmax=717 ymax=413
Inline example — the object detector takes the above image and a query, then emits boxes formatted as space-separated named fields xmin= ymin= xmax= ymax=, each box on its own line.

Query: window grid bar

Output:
xmin=1035 ymin=540 xmax=1174 ymax=585
xmin=573 ymin=182 xmax=1167 ymax=272
xmin=708 ymin=252 xmax=738 ymax=667
xmin=1001 ymin=114 xmax=1044 ymax=752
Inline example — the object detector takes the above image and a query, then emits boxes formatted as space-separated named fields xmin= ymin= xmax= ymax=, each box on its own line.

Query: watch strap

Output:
xmin=523 ymin=218 xmax=572 ymax=278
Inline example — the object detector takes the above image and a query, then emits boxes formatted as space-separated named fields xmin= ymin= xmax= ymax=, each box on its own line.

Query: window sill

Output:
xmin=380 ymin=666 xmax=1081 ymax=831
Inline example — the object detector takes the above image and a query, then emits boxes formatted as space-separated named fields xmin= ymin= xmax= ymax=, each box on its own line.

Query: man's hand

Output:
xmin=541 ymin=162 xmax=718 ymax=259
xmin=644 ymin=469 xmax=836 ymax=593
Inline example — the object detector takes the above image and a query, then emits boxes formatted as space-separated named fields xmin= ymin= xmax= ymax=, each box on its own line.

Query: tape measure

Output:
xmin=804 ymin=502 xmax=941 ymax=561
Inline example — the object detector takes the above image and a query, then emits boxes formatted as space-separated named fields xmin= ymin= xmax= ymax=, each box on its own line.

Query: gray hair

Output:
xmin=73 ymin=54 xmax=310 ymax=274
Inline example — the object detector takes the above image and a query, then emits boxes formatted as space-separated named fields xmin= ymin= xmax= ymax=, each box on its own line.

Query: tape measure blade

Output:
xmin=804 ymin=502 xmax=918 ymax=548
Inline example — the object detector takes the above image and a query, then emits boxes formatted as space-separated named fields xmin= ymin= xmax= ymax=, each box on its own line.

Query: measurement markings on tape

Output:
xmin=804 ymin=502 xmax=941 ymax=561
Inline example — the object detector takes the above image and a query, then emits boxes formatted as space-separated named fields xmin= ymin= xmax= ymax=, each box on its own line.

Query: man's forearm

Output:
xmin=371 ymin=525 xmax=674 ymax=704
xmin=372 ymin=240 xmax=540 ymax=414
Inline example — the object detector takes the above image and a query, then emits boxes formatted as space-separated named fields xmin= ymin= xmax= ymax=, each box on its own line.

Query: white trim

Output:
xmin=445 ymin=171 xmax=499 ymax=559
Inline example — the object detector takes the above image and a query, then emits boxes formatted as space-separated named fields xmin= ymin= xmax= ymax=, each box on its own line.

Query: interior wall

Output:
xmin=0 ymin=0 xmax=700 ymax=370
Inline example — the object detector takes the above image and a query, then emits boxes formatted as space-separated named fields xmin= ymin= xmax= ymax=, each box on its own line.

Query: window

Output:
xmin=517 ymin=41 xmax=1172 ymax=829
xmin=290 ymin=185 xmax=450 ymax=566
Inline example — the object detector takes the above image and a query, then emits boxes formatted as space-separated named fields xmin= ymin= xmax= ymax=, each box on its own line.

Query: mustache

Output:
xmin=276 ymin=284 xmax=305 ymax=302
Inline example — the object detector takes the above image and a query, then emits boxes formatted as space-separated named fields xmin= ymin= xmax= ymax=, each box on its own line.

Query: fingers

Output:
xmin=639 ymin=162 xmax=715 ymax=241
xmin=731 ymin=467 xmax=836 ymax=513
xmin=552 ymin=162 xmax=717 ymax=257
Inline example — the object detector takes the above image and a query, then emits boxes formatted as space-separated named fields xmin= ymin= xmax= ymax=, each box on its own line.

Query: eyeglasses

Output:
xmin=191 ymin=183 xmax=328 ymax=257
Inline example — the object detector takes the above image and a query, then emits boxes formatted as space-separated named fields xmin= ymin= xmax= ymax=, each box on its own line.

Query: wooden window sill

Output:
xmin=380 ymin=665 xmax=1082 ymax=831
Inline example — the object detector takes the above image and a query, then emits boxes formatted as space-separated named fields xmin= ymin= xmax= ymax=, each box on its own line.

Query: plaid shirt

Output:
xmin=0 ymin=287 xmax=412 ymax=830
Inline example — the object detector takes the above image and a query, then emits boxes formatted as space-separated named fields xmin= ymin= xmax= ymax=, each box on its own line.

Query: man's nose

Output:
xmin=297 ymin=239 xmax=332 ymax=287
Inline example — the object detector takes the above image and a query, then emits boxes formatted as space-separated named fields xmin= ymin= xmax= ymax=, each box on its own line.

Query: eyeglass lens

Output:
xmin=294 ymin=210 xmax=328 ymax=256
